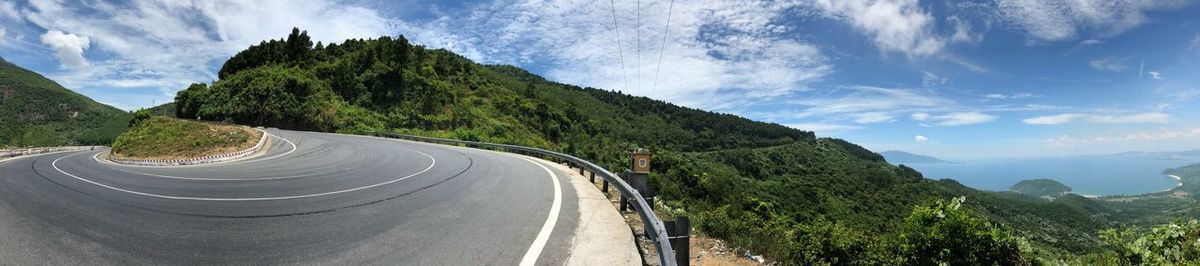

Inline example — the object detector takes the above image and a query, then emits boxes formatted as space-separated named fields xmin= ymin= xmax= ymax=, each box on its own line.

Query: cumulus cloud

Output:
xmin=811 ymin=0 xmax=944 ymax=57
xmin=17 ymin=0 xmax=395 ymax=105
xmin=914 ymin=135 xmax=928 ymax=143
xmin=395 ymin=0 xmax=832 ymax=110
xmin=1148 ymin=71 xmax=1162 ymax=80
xmin=39 ymin=30 xmax=90 ymax=68
xmin=994 ymin=0 xmax=1189 ymax=42
xmin=1024 ymin=112 xmax=1169 ymax=125
xmin=933 ymin=112 xmax=996 ymax=126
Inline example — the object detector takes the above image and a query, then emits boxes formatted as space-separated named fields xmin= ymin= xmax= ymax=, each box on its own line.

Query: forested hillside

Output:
xmin=0 ymin=57 xmax=130 ymax=147
xmin=175 ymin=28 xmax=1164 ymax=263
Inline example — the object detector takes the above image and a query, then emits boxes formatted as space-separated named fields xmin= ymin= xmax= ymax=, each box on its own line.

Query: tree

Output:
xmin=892 ymin=197 xmax=1030 ymax=265
xmin=129 ymin=109 xmax=152 ymax=127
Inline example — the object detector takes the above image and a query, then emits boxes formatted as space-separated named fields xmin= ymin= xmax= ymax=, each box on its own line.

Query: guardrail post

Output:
xmin=601 ymin=180 xmax=609 ymax=196
xmin=664 ymin=217 xmax=691 ymax=266
xmin=589 ymin=172 xmax=596 ymax=184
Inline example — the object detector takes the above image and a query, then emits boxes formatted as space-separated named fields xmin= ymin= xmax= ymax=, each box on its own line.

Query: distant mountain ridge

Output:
xmin=1109 ymin=149 xmax=1200 ymax=159
xmin=0 ymin=59 xmax=130 ymax=147
xmin=881 ymin=150 xmax=953 ymax=164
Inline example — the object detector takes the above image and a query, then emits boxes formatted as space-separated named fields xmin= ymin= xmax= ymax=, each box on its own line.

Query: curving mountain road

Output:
xmin=0 ymin=129 xmax=589 ymax=264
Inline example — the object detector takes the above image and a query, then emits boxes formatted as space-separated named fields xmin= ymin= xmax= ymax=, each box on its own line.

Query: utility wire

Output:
xmin=650 ymin=0 xmax=674 ymax=99
xmin=636 ymin=0 xmax=641 ymax=95
xmin=609 ymin=0 xmax=630 ymax=93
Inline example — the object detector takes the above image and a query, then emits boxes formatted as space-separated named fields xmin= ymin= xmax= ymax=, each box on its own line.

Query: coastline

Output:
xmin=1166 ymin=174 xmax=1184 ymax=191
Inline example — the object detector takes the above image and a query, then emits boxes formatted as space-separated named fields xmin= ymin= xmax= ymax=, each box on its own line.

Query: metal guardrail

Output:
xmin=371 ymin=132 xmax=677 ymax=266
xmin=0 ymin=146 xmax=98 ymax=160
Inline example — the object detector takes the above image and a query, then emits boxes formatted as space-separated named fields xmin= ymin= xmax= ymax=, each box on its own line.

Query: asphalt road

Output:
xmin=0 ymin=129 xmax=583 ymax=265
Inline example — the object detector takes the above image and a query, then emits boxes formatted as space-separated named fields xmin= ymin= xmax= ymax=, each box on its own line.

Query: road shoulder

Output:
xmin=539 ymin=161 xmax=641 ymax=266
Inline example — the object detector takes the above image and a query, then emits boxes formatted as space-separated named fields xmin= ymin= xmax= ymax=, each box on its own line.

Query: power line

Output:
xmin=650 ymin=0 xmax=674 ymax=99
xmin=636 ymin=0 xmax=642 ymax=96
xmin=609 ymin=0 xmax=630 ymax=93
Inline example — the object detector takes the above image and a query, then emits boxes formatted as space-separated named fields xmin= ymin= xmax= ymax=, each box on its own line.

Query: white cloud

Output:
xmin=1079 ymin=39 xmax=1103 ymax=45
xmin=18 ymin=0 xmax=395 ymax=107
xmin=911 ymin=112 xmax=930 ymax=121
xmin=1089 ymin=56 xmax=1131 ymax=71
xmin=1024 ymin=112 xmax=1169 ymax=125
xmin=785 ymin=123 xmax=861 ymax=133
xmin=984 ymin=92 xmax=1039 ymax=100
xmin=1023 ymin=113 xmax=1084 ymax=125
xmin=854 ymin=112 xmax=895 ymax=124
xmin=933 ymin=112 xmax=996 ymax=126
xmin=0 ymin=1 xmax=19 ymax=20
xmin=1089 ymin=112 xmax=1169 ymax=124
xmin=811 ymin=0 xmax=944 ymax=57
xmin=914 ymin=135 xmax=928 ymax=143
xmin=1191 ymin=35 xmax=1200 ymax=52
xmin=1046 ymin=128 xmax=1200 ymax=148
xmin=791 ymin=86 xmax=950 ymax=119
xmin=948 ymin=16 xmax=982 ymax=45
xmin=1148 ymin=71 xmax=1162 ymax=80
xmin=39 ymin=30 xmax=90 ymax=68
xmin=995 ymin=0 xmax=1189 ymax=42
xmin=396 ymin=1 xmax=832 ymax=110
xmin=0 ymin=25 xmax=6 ymax=45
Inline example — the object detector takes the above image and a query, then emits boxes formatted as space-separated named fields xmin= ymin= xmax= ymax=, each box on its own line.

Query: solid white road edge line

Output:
xmin=518 ymin=157 xmax=563 ymax=266
xmin=52 ymin=146 xmax=436 ymax=201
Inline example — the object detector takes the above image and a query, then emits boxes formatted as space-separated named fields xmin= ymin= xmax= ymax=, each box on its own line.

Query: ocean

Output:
xmin=905 ymin=156 xmax=1199 ymax=196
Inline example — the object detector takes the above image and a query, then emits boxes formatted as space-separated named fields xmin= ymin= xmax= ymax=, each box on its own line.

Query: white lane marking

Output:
xmin=518 ymin=157 xmax=563 ymax=266
xmin=51 ymin=146 xmax=437 ymax=201
xmin=97 ymin=131 xmax=299 ymax=168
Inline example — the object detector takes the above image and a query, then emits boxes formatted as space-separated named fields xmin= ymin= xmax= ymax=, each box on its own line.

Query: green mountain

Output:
xmin=0 ymin=58 xmax=130 ymax=147
xmin=1010 ymin=179 xmax=1072 ymax=198
xmin=145 ymin=102 xmax=177 ymax=117
xmin=880 ymin=150 xmax=953 ymax=164
xmin=174 ymin=28 xmax=1135 ymax=263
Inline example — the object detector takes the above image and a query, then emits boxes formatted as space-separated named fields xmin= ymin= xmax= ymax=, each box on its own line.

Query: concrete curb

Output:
xmin=106 ymin=128 xmax=270 ymax=166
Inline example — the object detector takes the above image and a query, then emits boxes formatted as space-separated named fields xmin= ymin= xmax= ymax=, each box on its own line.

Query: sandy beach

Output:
xmin=1166 ymin=174 xmax=1184 ymax=191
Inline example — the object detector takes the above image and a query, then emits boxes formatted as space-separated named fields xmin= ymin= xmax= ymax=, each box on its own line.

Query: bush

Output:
xmin=1101 ymin=220 xmax=1200 ymax=265
xmin=891 ymin=197 xmax=1030 ymax=265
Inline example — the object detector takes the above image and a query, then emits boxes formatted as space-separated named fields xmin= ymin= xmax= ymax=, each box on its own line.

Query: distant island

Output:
xmin=1009 ymin=179 xmax=1072 ymax=198
xmin=880 ymin=150 xmax=952 ymax=164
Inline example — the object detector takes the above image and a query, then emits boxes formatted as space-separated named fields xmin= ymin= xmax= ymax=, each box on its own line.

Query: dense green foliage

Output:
xmin=0 ymin=58 xmax=130 ymax=147
xmin=1101 ymin=220 xmax=1200 ymax=264
xmin=175 ymin=28 xmax=1200 ymax=264
xmin=1010 ymin=179 xmax=1072 ymax=198
xmin=110 ymin=117 xmax=259 ymax=159
xmin=893 ymin=197 xmax=1029 ymax=265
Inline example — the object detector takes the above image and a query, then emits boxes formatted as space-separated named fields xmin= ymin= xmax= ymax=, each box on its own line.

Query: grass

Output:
xmin=110 ymin=116 xmax=262 ymax=160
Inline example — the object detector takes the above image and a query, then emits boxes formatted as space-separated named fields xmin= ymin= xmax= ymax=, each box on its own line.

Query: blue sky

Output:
xmin=1 ymin=0 xmax=1199 ymax=159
